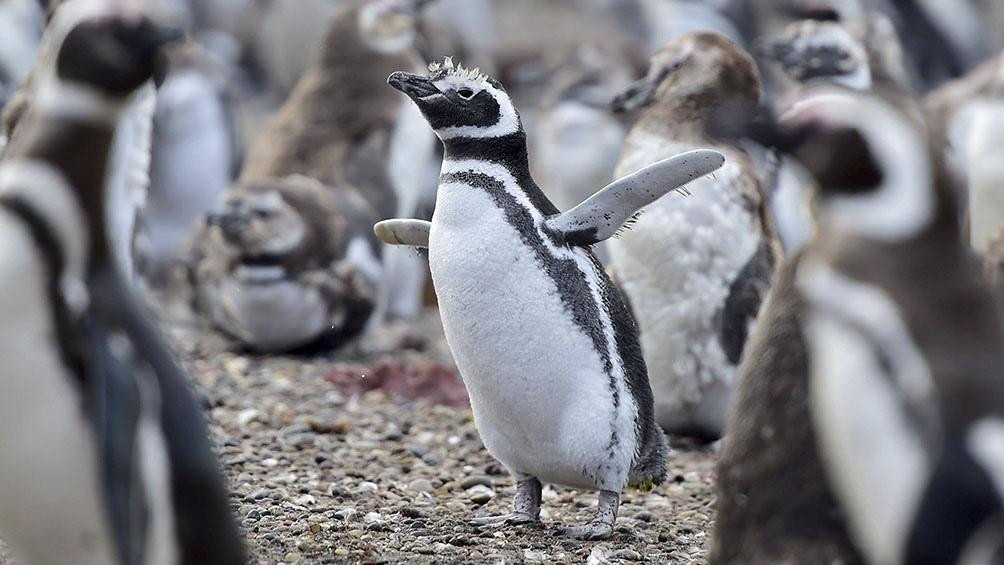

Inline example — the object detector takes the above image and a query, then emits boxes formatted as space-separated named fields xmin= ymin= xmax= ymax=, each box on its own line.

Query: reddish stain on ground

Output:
xmin=324 ymin=362 xmax=469 ymax=407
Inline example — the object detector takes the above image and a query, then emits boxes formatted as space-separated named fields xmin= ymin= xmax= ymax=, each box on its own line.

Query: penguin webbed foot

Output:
xmin=559 ymin=489 xmax=619 ymax=541
xmin=559 ymin=520 xmax=614 ymax=541
xmin=471 ymin=477 xmax=541 ymax=529
xmin=470 ymin=511 xmax=538 ymax=528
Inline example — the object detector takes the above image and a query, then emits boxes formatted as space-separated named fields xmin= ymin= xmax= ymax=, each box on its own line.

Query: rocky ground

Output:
xmin=0 ymin=309 xmax=717 ymax=564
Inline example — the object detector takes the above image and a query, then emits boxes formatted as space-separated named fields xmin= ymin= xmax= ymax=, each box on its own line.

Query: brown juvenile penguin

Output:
xmin=190 ymin=0 xmax=436 ymax=351
xmin=607 ymin=32 xmax=781 ymax=441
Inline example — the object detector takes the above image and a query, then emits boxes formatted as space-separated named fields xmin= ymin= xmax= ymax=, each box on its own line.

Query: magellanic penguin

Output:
xmin=380 ymin=58 xmax=725 ymax=539
xmin=0 ymin=4 xmax=245 ymax=565
xmin=134 ymin=41 xmax=237 ymax=287
xmin=607 ymin=32 xmax=781 ymax=441
xmin=782 ymin=86 xmax=1004 ymax=565
xmin=189 ymin=0 xmax=437 ymax=351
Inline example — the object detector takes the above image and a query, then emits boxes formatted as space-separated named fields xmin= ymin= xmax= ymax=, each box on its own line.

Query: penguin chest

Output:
xmin=428 ymin=183 xmax=635 ymax=490
xmin=0 ymin=215 xmax=118 ymax=565
xmin=217 ymin=266 xmax=329 ymax=351
xmin=609 ymin=137 xmax=760 ymax=416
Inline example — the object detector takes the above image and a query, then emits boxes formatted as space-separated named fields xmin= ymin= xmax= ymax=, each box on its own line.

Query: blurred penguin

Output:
xmin=608 ymin=32 xmax=780 ymax=440
xmin=134 ymin=41 xmax=237 ymax=287
xmin=787 ymin=86 xmax=1004 ymax=565
xmin=190 ymin=0 xmax=437 ymax=351
xmin=532 ymin=45 xmax=633 ymax=215
xmin=0 ymin=0 xmax=45 ymax=150
xmin=0 ymin=3 xmax=244 ymax=563
xmin=925 ymin=52 xmax=1004 ymax=252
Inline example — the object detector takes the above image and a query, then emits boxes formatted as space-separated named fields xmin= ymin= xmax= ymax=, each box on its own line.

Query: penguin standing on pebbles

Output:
xmin=0 ymin=4 xmax=244 ymax=564
xmin=607 ymin=32 xmax=780 ymax=441
xmin=378 ymin=58 xmax=725 ymax=539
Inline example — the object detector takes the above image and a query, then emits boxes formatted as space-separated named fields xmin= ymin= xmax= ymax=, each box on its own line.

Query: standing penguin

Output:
xmin=378 ymin=58 xmax=725 ymax=539
xmin=608 ymin=32 xmax=780 ymax=441
xmin=786 ymin=87 xmax=1004 ymax=565
xmin=0 ymin=3 xmax=244 ymax=564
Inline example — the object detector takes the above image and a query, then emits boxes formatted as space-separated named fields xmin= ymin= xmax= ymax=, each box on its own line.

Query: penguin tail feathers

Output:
xmin=627 ymin=429 xmax=670 ymax=490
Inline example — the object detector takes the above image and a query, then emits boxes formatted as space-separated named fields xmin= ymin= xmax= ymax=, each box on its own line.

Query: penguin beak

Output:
xmin=610 ymin=68 xmax=670 ymax=114
xmin=207 ymin=211 xmax=247 ymax=236
xmin=388 ymin=71 xmax=440 ymax=100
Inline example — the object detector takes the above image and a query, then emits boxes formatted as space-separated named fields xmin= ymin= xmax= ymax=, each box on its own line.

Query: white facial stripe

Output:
xmin=35 ymin=78 xmax=126 ymax=124
xmin=0 ymin=159 xmax=90 ymax=311
xmin=440 ymin=157 xmax=638 ymax=486
xmin=790 ymin=93 xmax=935 ymax=241
xmin=433 ymin=83 xmax=521 ymax=140
xmin=798 ymin=257 xmax=937 ymax=565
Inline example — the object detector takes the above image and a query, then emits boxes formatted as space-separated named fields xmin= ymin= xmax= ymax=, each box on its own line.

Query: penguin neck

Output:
xmin=4 ymin=109 xmax=118 ymax=274
xmin=442 ymin=130 xmax=532 ymax=178
xmin=441 ymin=129 xmax=560 ymax=215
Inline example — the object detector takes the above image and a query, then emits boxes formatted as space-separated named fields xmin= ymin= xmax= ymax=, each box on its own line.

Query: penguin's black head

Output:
xmin=52 ymin=7 xmax=182 ymax=97
xmin=761 ymin=86 xmax=942 ymax=242
xmin=388 ymin=58 xmax=521 ymax=141
xmin=756 ymin=20 xmax=871 ymax=89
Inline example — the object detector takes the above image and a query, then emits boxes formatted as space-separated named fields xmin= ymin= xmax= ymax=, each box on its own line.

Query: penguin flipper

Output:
xmin=88 ymin=267 xmax=247 ymax=564
xmin=545 ymin=149 xmax=725 ymax=247
xmin=374 ymin=218 xmax=431 ymax=249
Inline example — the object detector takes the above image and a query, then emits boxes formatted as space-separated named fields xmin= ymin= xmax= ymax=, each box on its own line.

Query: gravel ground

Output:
xmin=0 ymin=307 xmax=717 ymax=564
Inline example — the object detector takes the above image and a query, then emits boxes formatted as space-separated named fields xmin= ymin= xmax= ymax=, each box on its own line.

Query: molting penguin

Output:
xmin=381 ymin=58 xmax=725 ymax=539
xmin=189 ymin=0 xmax=436 ymax=351
xmin=607 ymin=32 xmax=780 ymax=441
xmin=786 ymin=86 xmax=1004 ymax=565
xmin=532 ymin=44 xmax=632 ymax=216
xmin=189 ymin=175 xmax=380 ymax=353
xmin=0 ymin=4 xmax=245 ymax=564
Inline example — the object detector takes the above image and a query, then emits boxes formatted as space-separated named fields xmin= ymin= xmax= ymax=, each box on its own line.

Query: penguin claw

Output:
xmin=559 ymin=520 xmax=614 ymax=540
xmin=470 ymin=512 xmax=538 ymax=528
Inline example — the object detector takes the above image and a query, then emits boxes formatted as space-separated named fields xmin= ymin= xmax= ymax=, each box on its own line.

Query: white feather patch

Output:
xmin=798 ymin=257 xmax=938 ymax=565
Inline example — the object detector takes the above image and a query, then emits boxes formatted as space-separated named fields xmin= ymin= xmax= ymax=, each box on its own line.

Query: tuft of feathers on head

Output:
xmin=427 ymin=56 xmax=489 ymax=84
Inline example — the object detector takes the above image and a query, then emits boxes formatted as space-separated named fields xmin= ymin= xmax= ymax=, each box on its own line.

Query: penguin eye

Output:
xmin=457 ymin=88 xmax=475 ymax=99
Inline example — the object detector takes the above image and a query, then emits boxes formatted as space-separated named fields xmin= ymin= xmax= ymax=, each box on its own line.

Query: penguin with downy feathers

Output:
xmin=607 ymin=32 xmax=781 ymax=441
xmin=379 ymin=58 xmax=725 ymax=539
xmin=0 ymin=3 xmax=245 ymax=564
xmin=189 ymin=0 xmax=437 ymax=351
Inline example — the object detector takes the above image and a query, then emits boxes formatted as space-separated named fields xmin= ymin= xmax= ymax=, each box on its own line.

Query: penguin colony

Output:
xmin=1 ymin=0 xmax=1004 ymax=562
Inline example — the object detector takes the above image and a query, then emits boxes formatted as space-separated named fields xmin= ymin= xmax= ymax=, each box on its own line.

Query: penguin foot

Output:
xmin=471 ymin=477 xmax=542 ymax=528
xmin=470 ymin=511 xmax=538 ymax=528
xmin=559 ymin=520 xmax=615 ymax=540
xmin=560 ymin=489 xmax=619 ymax=540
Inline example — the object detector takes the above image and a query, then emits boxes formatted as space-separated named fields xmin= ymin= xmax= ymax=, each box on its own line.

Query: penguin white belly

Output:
xmin=608 ymin=137 xmax=758 ymax=433
xmin=218 ymin=266 xmax=328 ymax=351
xmin=0 ymin=216 xmax=118 ymax=565
xmin=429 ymin=182 xmax=635 ymax=491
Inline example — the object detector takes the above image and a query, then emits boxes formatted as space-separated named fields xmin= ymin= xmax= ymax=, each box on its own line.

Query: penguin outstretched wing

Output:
xmin=544 ymin=149 xmax=725 ymax=247
xmin=374 ymin=218 xmax=431 ymax=249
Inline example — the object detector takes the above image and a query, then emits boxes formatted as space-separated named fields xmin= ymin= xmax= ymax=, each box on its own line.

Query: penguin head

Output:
xmin=769 ymin=86 xmax=946 ymax=242
xmin=207 ymin=188 xmax=309 ymax=261
xmin=45 ymin=2 xmax=182 ymax=97
xmin=611 ymin=32 xmax=760 ymax=115
xmin=757 ymin=20 xmax=871 ymax=90
xmin=388 ymin=57 xmax=521 ymax=141
xmin=358 ymin=0 xmax=434 ymax=54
